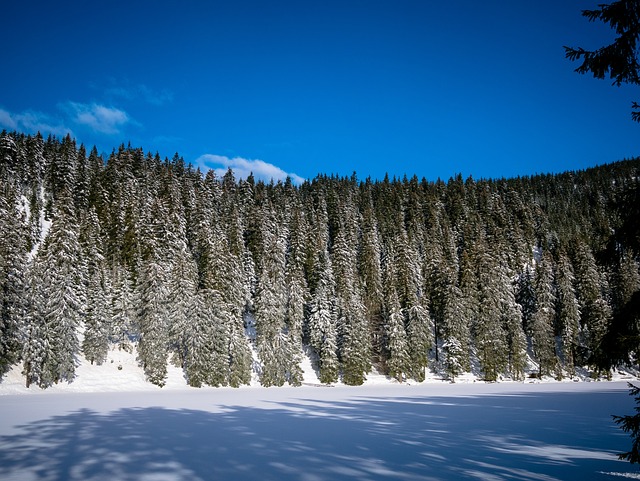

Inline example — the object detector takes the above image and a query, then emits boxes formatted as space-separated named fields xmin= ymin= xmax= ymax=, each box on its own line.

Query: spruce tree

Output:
xmin=307 ymin=249 xmax=339 ymax=384
xmin=39 ymin=195 xmax=84 ymax=384
xmin=382 ymin=246 xmax=411 ymax=382
xmin=183 ymin=289 xmax=215 ymax=387
xmin=333 ymin=214 xmax=371 ymax=385
xmin=441 ymin=283 xmax=470 ymax=381
xmin=529 ymin=250 xmax=558 ymax=376
xmin=254 ymin=208 xmax=298 ymax=386
xmin=0 ymin=186 xmax=28 ymax=376
xmin=82 ymin=263 xmax=111 ymax=365
xmin=136 ymin=258 xmax=169 ymax=387
xmin=167 ymin=249 xmax=198 ymax=369
xmin=110 ymin=266 xmax=135 ymax=352
xmin=555 ymin=249 xmax=581 ymax=375
xmin=473 ymin=239 xmax=508 ymax=382
xmin=21 ymin=261 xmax=52 ymax=388
xmin=574 ymin=242 xmax=612 ymax=369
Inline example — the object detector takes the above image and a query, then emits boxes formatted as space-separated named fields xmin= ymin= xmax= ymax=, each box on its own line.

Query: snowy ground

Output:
xmin=1 ymin=363 xmax=640 ymax=480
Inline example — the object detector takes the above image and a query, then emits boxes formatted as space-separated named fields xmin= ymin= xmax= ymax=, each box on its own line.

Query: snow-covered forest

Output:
xmin=1 ymin=130 xmax=639 ymax=389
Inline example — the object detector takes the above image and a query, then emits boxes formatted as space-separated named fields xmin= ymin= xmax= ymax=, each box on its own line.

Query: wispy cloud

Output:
xmin=105 ymin=82 xmax=173 ymax=106
xmin=138 ymin=85 xmax=173 ymax=106
xmin=64 ymin=102 xmax=130 ymax=135
xmin=0 ymin=109 xmax=17 ymax=130
xmin=0 ymin=107 xmax=72 ymax=137
xmin=196 ymin=154 xmax=305 ymax=185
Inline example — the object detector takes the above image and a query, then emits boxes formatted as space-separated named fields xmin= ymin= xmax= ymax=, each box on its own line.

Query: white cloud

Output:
xmin=65 ymin=102 xmax=129 ymax=134
xmin=0 ymin=109 xmax=18 ymax=130
xmin=0 ymin=107 xmax=71 ymax=137
xmin=105 ymin=82 xmax=173 ymax=106
xmin=138 ymin=85 xmax=173 ymax=106
xmin=196 ymin=154 xmax=305 ymax=185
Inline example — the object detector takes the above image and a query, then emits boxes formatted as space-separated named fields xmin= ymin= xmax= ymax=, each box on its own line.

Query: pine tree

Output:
xmin=80 ymin=208 xmax=110 ymax=366
xmin=307 ymin=249 xmax=339 ymax=384
xmin=613 ymin=383 xmax=640 ymax=464
xmin=284 ymin=207 xmax=308 ymax=386
xmin=529 ymin=250 xmax=558 ymax=376
xmin=555 ymin=249 xmax=581 ymax=375
xmin=332 ymin=213 xmax=371 ymax=385
xmin=382 ymin=246 xmax=411 ymax=382
xmin=22 ymin=261 xmax=53 ymax=388
xmin=384 ymin=285 xmax=410 ymax=382
xmin=406 ymin=299 xmax=432 ymax=382
xmin=357 ymin=191 xmax=384 ymax=362
xmin=110 ymin=266 xmax=135 ymax=351
xmin=615 ymin=252 xmax=640 ymax=313
xmin=392 ymin=218 xmax=433 ymax=382
xmin=0 ymin=185 xmax=28 ymax=376
xmin=500 ymin=260 xmax=527 ymax=381
xmin=254 ymin=208 xmax=298 ymax=386
xmin=473 ymin=239 xmax=508 ymax=382
xmin=136 ymin=258 xmax=169 ymax=386
xmin=37 ymin=195 xmax=84 ymax=384
xmin=204 ymin=289 xmax=232 ymax=387
xmin=227 ymin=312 xmax=253 ymax=387
xmin=183 ymin=289 xmax=215 ymax=387
xmin=574 ymin=242 xmax=612 ymax=368
xmin=441 ymin=283 xmax=470 ymax=381
xmin=167 ymin=249 xmax=198 ymax=369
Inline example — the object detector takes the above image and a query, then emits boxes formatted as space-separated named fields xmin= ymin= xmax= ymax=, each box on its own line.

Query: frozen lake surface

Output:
xmin=1 ymin=381 xmax=639 ymax=480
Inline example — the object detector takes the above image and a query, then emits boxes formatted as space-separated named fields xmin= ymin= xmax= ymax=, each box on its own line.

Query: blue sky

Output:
xmin=1 ymin=1 xmax=638 ymax=184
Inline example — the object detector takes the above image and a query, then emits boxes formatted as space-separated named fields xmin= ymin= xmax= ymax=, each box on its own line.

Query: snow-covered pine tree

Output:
xmin=614 ymin=252 xmax=640 ymax=313
xmin=382 ymin=245 xmax=411 ymax=382
xmin=254 ymin=207 xmax=296 ymax=386
xmin=136 ymin=256 xmax=169 ymax=387
xmin=529 ymin=249 xmax=558 ymax=377
xmin=83 ymin=262 xmax=111 ymax=365
xmin=284 ymin=205 xmax=309 ymax=386
xmin=441 ymin=283 xmax=470 ymax=381
xmin=110 ymin=265 xmax=135 ymax=351
xmin=573 ymin=241 xmax=612 ymax=369
xmin=167 ymin=248 xmax=198 ymax=369
xmin=422 ymin=200 xmax=454 ymax=365
xmin=0 ymin=184 xmax=28 ymax=376
xmin=199 ymin=205 xmax=252 ymax=387
xmin=308 ymin=249 xmax=339 ymax=384
xmin=406 ymin=299 xmax=432 ymax=382
xmin=498 ymin=255 xmax=527 ymax=381
xmin=203 ymin=289 xmax=232 ymax=387
xmin=332 ymin=208 xmax=371 ymax=385
xmin=554 ymin=248 xmax=581 ymax=375
xmin=37 ymin=194 xmax=84 ymax=384
xmin=21 ymin=261 xmax=52 ymax=388
xmin=473 ymin=237 xmax=508 ymax=382
xmin=357 ymin=189 xmax=384 ymax=362
xmin=227 ymin=311 xmax=253 ymax=387
xmin=136 ymin=205 xmax=170 ymax=390
xmin=390 ymin=214 xmax=433 ymax=382
xmin=183 ymin=288 xmax=213 ymax=387
xmin=384 ymin=285 xmax=410 ymax=383
xmin=80 ymin=208 xmax=110 ymax=366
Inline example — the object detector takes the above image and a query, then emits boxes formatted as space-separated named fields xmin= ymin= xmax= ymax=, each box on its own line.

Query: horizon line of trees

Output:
xmin=1 ymin=130 xmax=639 ymax=388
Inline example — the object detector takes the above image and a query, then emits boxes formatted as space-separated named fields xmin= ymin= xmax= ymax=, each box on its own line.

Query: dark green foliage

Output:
xmin=565 ymin=0 xmax=640 ymax=120
xmin=1 ymin=130 xmax=639 ymax=388
xmin=613 ymin=383 xmax=640 ymax=463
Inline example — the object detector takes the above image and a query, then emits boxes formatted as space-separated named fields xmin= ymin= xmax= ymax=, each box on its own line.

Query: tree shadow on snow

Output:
xmin=0 ymin=389 xmax=638 ymax=481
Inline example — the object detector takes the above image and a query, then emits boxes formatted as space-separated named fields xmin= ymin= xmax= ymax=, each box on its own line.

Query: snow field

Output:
xmin=1 ymin=377 xmax=640 ymax=480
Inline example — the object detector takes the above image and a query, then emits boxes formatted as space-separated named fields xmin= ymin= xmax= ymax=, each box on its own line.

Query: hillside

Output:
xmin=1 ymin=130 xmax=639 ymax=389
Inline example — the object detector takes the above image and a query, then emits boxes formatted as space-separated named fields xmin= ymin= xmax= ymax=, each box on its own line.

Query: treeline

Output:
xmin=0 ymin=130 xmax=639 ymax=388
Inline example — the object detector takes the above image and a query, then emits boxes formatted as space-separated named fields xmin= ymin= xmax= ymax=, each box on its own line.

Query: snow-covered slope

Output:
xmin=1 ymin=343 xmax=637 ymax=396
